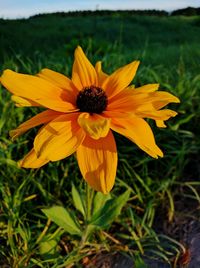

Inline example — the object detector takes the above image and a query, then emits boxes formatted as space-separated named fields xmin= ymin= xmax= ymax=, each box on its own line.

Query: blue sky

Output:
xmin=0 ymin=0 xmax=199 ymax=19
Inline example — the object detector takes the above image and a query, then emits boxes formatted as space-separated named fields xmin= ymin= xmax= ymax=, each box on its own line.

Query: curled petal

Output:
xmin=111 ymin=117 xmax=163 ymax=158
xmin=34 ymin=113 xmax=85 ymax=161
xmin=78 ymin=113 xmax=111 ymax=140
xmin=136 ymin=109 xmax=178 ymax=121
xmin=132 ymin=91 xmax=180 ymax=110
xmin=156 ymin=120 xmax=167 ymax=128
xmin=149 ymin=91 xmax=180 ymax=109
xmin=76 ymin=130 xmax=117 ymax=194
xmin=19 ymin=148 xmax=49 ymax=168
xmin=72 ymin=46 xmax=98 ymax=89
xmin=102 ymin=60 xmax=140 ymax=98
xmin=10 ymin=110 xmax=62 ymax=140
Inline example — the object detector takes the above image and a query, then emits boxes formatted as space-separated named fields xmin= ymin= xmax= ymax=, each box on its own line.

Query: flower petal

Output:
xmin=95 ymin=61 xmax=108 ymax=87
xmin=19 ymin=148 xmax=49 ymax=168
xmin=34 ymin=113 xmax=85 ymax=161
xmin=1 ymin=70 xmax=76 ymax=112
xmin=72 ymin=46 xmax=97 ymax=89
xmin=156 ymin=120 xmax=167 ymax=128
xmin=111 ymin=117 xmax=163 ymax=158
xmin=38 ymin=68 xmax=74 ymax=89
xmin=102 ymin=60 xmax=140 ymax=98
xmin=103 ymin=110 xmax=131 ymax=118
xmin=107 ymin=88 xmax=148 ymax=113
xmin=76 ymin=130 xmax=117 ymax=193
xmin=136 ymin=109 xmax=178 ymax=121
xmin=78 ymin=113 xmax=111 ymax=140
xmin=10 ymin=110 xmax=62 ymax=140
xmin=107 ymin=87 xmax=180 ymax=118
xmin=148 ymin=91 xmax=180 ymax=110
xmin=38 ymin=68 xmax=78 ymax=104
xmin=135 ymin=84 xmax=159 ymax=93
xmin=11 ymin=95 xmax=40 ymax=107
xmin=132 ymin=90 xmax=180 ymax=110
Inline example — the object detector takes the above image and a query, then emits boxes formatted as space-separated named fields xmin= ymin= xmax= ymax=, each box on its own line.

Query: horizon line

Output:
xmin=0 ymin=5 xmax=199 ymax=20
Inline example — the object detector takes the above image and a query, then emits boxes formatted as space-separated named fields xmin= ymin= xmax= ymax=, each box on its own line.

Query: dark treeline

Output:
xmin=28 ymin=7 xmax=200 ymax=19
xmin=30 ymin=9 xmax=168 ymax=19
xmin=171 ymin=7 xmax=200 ymax=16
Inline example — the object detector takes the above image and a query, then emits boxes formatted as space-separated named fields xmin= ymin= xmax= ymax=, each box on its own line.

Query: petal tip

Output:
xmin=134 ymin=60 xmax=140 ymax=68
xmin=175 ymin=97 xmax=181 ymax=103
xmin=76 ymin=45 xmax=83 ymax=53
xmin=18 ymin=160 xmax=23 ymax=168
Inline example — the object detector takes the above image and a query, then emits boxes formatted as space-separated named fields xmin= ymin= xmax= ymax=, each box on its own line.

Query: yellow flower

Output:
xmin=0 ymin=46 xmax=180 ymax=193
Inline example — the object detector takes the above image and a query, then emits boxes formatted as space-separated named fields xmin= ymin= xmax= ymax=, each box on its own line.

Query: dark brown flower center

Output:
xmin=76 ymin=86 xmax=108 ymax=114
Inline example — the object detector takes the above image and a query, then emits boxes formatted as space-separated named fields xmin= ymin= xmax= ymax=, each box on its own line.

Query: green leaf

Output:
xmin=90 ymin=190 xmax=130 ymax=228
xmin=39 ymin=234 xmax=59 ymax=256
xmin=71 ymin=183 xmax=85 ymax=218
xmin=42 ymin=206 xmax=81 ymax=236
xmin=93 ymin=191 xmax=111 ymax=215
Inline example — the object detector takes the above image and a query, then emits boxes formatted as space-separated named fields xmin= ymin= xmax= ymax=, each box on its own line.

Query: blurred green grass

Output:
xmin=0 ymin=13 xmax=200 ymax=267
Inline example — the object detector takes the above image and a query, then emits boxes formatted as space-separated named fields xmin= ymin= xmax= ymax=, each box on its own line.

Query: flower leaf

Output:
xmin=39 ymin=233 xmax=60 ymax=257
xmin=92 ymin=191 xmax=111 ymax=215
xmin=71 ymin=183 xmax=85 ymax=218
xmin=42 ymin=206 xmax=81 ymax=236
xmin=90 ymin=190 xmax=130 ymax=228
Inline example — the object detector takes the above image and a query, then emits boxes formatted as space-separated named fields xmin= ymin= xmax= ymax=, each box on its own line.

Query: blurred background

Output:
xmin=1 ymin=0 xmax=200 ymax=18
xmin=0 ymin=1 xmax=200 ymax=267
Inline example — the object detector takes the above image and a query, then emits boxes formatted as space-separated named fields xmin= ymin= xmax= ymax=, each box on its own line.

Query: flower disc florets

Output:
xmin=76 ymin=86 xmax=108 ymax=114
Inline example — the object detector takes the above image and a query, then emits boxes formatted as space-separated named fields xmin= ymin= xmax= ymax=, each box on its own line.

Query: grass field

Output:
xmin=0 ymin=13 xmax=200 ymax=267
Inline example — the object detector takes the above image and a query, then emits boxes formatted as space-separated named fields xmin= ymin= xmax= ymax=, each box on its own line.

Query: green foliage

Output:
xmin=71 ymin=183 xmax=85 ymax=218
xmin=0 ymin=13 xmax=200 ymax=267
xmin=42 ymin=189 xmax=130 ymax=243
xmin=42 ymin=206 xmax=82 ymax=236
xmin=90 ymin=190 xmax=130 ymax=228
xmin=92 ymin=191 xmax=111 ymax=215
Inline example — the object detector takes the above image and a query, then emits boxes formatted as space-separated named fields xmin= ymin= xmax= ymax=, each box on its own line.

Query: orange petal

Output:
xmin=38 ymin=68 xmax=78 ymax=104
xmin=107 ymin=94 xmax=137 ymax=113
xmin=102 ymin=60 xmax=140 ymax=98
xmin=136 ymin=109 xmax=178 ymax=121
xmin=149 ymin=91 xmax=180 ymax=110
xmin=76 ymin=130 xmax=117 ymax=193
xmin=34 ymin=113 xmax=85 ymax=161
xmin=72 ymin=46 xmax=97 ymax=89
xmin=156 ymin=120 xmax=167 ymax=128
xmin=111 ymin=117 xmax=163 ymax=158
xmin=11 ymin=95 xmax=40 ymax=107
xmin=108 ymin=87 xmax=180 ymax=116
xmin=1 ymin=70 xmax=76 ymax=112
xmin=107 ymin=88 xmax=148 ymax=113
xmin=134 ymin=84 xmax=159 ymax=93
xmin=10 ymin=110 xmax=62 ymax=140
xmin=77 ymin=113 xmax=111 ymax=139
xmin=103 ymin=110 xmax=131 ymax=118
xmin=95 ymin=61 xmax=108 ymax=87
xmin=132 ymin=91 xmax=180 ymax=110
xmin=19 ymin=148 xmax=49 ymax=168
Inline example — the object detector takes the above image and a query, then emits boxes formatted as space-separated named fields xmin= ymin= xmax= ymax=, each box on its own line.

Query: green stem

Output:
xmin=79 ymin=183 xmax=95 ymax=248
xmin=80 ymin=225 xmax=90 ymax=248
xmin=85 ymin=183 xmax=94 ymax=222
